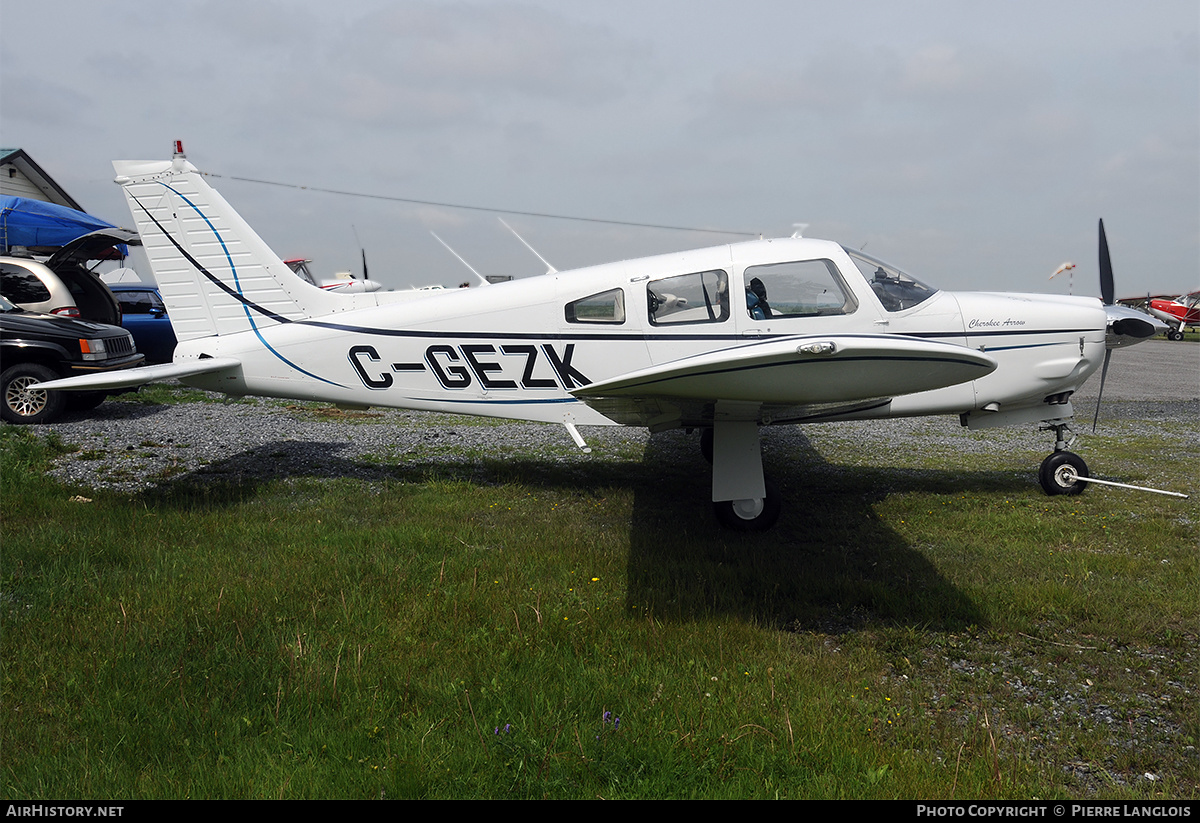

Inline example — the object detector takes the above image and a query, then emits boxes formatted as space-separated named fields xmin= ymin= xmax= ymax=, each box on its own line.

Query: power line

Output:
xmin=199 ymin=170 xmax=758 ymax=237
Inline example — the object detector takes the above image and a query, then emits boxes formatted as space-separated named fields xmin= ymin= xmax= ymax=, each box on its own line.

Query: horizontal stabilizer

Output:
xmin=33 ymin=358 xmax=241 ymax=392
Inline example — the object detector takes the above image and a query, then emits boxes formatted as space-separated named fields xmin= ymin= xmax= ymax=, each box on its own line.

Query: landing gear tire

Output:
xmin=1039 ymin=451 xmax=1089 ymax=496
xmin=1 ymin=363 xmax=65 ymax=425
xmin=714 ymin=478 xmax=781 ymax=531
xmin=1167 ymin=329 xmax=1184 ymax=341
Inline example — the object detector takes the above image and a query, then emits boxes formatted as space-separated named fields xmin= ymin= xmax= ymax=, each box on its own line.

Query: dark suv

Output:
xmin=1 ymin=294 xmax=145 ymax=424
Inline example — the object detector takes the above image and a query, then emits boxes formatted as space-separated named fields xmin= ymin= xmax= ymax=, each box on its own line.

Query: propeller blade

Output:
xmin=1092 ymin=348 xmax=1112 ymax=433
xmin=1098 ymin=218 xmax=1114 ymax=305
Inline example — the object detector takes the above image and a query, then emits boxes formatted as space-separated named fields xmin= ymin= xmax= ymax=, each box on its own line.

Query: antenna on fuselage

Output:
xmin=429 ymin=231 xmax=489 ymax=286
xmin=498 ymin=217 xmax=557 ymax=275
xmin=791 ymin=223 xmax=809 ymax=238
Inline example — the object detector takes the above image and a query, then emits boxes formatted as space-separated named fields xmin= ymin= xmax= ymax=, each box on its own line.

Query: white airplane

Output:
xmin=34 ymin=147 xmax=1166 ymax=530
xmin=284 ymin=257 xmax=384 ymax=294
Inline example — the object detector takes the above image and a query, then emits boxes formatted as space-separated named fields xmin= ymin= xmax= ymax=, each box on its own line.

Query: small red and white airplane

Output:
xmin=34 ymin=145 xmax=1168 ymax=529
xmin=1146 ymin=291 xmax=1200 ymax=341
xmin=284 ymin=257 xmax=383 ymax=294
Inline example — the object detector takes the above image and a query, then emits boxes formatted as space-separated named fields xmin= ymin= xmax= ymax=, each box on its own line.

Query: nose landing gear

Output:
xmin=1038 ymin=421 xmax=1090 ymax=496
xmin=1039 ymin=450 xmax=1090 ymax=496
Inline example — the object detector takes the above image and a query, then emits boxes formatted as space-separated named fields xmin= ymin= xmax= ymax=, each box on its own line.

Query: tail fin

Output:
xmin=113 ymin=153 xmax=342 ymax=341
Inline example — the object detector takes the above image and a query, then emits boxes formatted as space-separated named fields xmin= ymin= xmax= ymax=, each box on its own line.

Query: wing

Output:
xmin=571 ymin=334 xmax=996 ymax=427
xmin=33 ymin=358 xmax=241 ymax=392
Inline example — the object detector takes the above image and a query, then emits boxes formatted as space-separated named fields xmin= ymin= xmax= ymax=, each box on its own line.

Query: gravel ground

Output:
xmin=28 ymin=392 xmax=1198 ymax=494
xmin=23 ymin=340 xmax=1197 ymax=495
xmin=31 ymin=398 xmax=653 ymax=493
xmin=1072 ymin=339 xmax=1200 ymax=402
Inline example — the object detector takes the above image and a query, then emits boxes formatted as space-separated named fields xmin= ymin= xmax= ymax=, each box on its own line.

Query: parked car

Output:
xmin=110 ymin=283 xmax=177 ymax=364
xmin=0 ymin=228 xmax=141 ymax=325
xmin=0 ymin=294 xmax=144 ymax=424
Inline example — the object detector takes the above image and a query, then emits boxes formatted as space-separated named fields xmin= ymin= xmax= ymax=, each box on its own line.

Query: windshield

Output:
xmin=844 ymin=247 xmax=938 ymax=312
xmin=0 ymin=294 xmax=20 ymax=313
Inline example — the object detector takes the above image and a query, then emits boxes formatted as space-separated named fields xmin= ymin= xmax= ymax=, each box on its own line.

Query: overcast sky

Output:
xmin=2 ymin=0 xmax=1196 ymax=296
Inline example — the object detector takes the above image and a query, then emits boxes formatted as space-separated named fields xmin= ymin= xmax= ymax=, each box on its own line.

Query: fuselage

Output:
xmin=175 ymin=236 xmax=1108 ymax=429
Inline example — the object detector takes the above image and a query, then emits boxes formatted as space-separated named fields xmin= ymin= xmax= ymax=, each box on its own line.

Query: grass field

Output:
xmin=1 ymin=393 xmax=1196 ymax=799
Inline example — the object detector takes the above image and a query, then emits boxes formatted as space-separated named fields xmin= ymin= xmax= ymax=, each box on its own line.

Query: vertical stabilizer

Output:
xmin=113 ymin=152 xmax=341 ymax=341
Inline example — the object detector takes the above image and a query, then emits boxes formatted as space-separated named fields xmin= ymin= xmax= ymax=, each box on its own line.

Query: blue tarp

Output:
xmin=0 ymin=196 xmax=117 ymax=251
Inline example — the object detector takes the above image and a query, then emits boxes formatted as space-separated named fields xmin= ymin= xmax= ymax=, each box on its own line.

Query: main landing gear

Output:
xmin=714 ymin=477 xmax=782 ymax=531
xmin=1038 ymin=422 xmax=1089 ymax=496
xmin=702 ymin=416 xmax=782 ymax=531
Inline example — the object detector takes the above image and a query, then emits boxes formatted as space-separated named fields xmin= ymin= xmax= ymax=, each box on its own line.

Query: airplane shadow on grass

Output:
xmin=140 ymin=427 xmax=1006 ymax=633
xmin=625 ymin=429 xmax=995 ymax=633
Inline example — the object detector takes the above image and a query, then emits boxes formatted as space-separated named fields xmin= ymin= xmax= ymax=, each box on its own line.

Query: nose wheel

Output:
xmin=1039 ymin=451 xmax=1089 ymax=496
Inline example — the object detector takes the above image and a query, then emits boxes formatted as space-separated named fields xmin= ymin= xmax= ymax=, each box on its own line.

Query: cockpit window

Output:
xmin=845 ymin=248 xmax=938 ymax=312
xmin=743 ymin=259 xmax=857 ymax=319
xmin=647 ymin=269 xmax=729 ymax=326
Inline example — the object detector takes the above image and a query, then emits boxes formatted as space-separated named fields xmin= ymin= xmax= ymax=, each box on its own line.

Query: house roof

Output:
xmin=0 ymin=148 xmax=84 ymax=211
